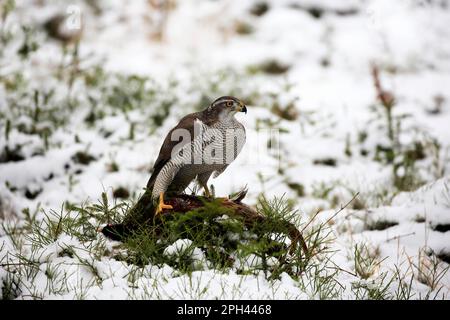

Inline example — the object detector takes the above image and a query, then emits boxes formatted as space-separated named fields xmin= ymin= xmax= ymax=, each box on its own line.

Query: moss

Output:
xmin=121 ymin=201 xmax=243 ymax=269
xmin=117 ymin=195 xmax=307 ymax=278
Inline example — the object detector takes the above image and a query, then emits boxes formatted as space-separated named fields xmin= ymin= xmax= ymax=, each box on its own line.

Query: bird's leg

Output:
xmin=200 ymin=182 xmax=212 ymax=198
xmin=198 ymin=181 xmax=229 ymax=201
xmin=155 ymin=192 xmax=173 ymax=215
xmin=197 ymin=172 xmax=214 ymax=198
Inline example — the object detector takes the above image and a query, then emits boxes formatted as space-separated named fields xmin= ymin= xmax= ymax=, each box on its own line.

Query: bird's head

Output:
xmin=209 ymin=96 xmax=247 ymax=118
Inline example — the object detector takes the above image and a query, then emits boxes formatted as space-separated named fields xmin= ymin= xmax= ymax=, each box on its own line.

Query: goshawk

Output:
xmin=147 ymin=96 xmax=247 ymax=214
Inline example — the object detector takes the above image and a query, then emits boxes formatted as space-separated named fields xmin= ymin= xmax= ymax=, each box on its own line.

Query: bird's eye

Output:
xmin=226 ymin=101 xmax=233 ymax=107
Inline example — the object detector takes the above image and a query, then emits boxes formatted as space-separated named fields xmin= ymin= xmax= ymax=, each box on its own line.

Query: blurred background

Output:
xmin=1 ymin=0 xmax=450 ymax=211
xmin=0 ymin=0 xmax=450 ymax=299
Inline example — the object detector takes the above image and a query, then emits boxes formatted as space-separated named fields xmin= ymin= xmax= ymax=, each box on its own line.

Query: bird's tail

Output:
xmin=101 ymin=188 xmax=157 ymax=240
xmin=127 ymin=188 xmax=156 ymax=222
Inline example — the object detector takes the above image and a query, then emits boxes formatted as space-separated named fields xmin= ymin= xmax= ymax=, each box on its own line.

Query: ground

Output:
xmin=0 ymin=0 xmax=450 ymax=299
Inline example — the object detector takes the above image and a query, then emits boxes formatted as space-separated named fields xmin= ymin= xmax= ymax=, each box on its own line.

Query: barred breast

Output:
xmin=151 ymin=117 xmax=246 ymax=199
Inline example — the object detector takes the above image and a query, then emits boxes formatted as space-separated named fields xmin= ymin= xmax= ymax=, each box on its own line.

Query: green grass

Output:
xmin=114 ymin=196 xmax=313 ymax=280
xmin=0 ymin=7 xmax=449 ymax=299
xmin=1 ymin=187 xmax=448 ymax=299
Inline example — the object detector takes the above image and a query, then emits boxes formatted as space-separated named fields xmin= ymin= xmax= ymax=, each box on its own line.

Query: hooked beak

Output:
xmin=237 ymin=103 xmax=247 ymax=114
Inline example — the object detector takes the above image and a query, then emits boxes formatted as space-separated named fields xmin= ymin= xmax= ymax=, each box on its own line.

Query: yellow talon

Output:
xmin=155 ymin=192 xmax=173 ymax=215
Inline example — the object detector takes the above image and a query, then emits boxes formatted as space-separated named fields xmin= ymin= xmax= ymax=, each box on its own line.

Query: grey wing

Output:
xmin=227 ymin=121 xmax=246 ymax=163
xmin=235 ymin=122 xmax=246 ymax=158
xmin=212 ymin=165 xmax=228 ymax=179
xmin=146 ymin=112 xmax=202 ymax=190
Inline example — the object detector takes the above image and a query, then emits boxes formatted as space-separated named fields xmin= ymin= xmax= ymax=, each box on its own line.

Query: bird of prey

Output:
xmin=147 ymin=96 xmax=247 ymax=214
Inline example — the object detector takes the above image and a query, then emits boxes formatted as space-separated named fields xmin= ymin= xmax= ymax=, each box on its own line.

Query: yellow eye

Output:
xmin=226 ymin=101 xmax=233 ymax=107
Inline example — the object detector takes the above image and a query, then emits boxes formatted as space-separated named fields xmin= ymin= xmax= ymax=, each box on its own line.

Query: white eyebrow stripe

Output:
xmin=212 ymin=99 xmax=235 ymax=107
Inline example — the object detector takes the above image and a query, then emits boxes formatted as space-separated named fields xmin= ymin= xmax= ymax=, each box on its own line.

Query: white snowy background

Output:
xmin=0 ymin=0 xmax=450 ymax=299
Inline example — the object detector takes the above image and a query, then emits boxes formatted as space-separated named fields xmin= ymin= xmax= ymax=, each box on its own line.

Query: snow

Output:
xmin=1 ymin=0 xmax=450 ymax=299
